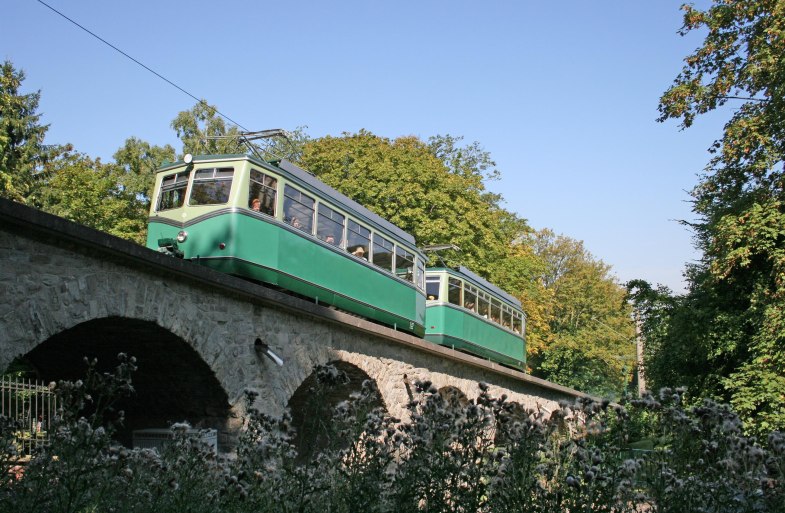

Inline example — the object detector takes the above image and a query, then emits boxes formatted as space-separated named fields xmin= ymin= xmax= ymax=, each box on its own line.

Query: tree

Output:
xmin=0 ymin=60 xmax=65 ymax=203
xmin=37 ymin=153 xmax=148 ymax=243
xmin=656 ymin=0 xmax=785 ymax=434
xmin=171 ymin=102 xmax=246 ymax=156
xmin=527 ymin=229 xmax=636 ymax=398
xmin=298 ymin=130 xmax=527 ymax=274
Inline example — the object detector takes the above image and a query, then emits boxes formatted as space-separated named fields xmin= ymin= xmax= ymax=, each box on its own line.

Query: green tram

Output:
xmin=425 ymin=266 xmax=526 ymax=369
xmin=146 ymin=154 xmax=426 ymax=336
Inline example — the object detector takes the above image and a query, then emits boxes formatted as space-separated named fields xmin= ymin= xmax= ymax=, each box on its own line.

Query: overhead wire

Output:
xmin=36 ymin=0 xmax=250 ymax=132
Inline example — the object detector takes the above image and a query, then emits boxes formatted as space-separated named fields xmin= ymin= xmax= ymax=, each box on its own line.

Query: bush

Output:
xmin=1 ymin=361 xmax=783 ymax=513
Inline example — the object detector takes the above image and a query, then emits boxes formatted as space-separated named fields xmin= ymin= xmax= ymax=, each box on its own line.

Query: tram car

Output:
xmin=146 ymin=153 xmax=527 ymax=369
xmin=425 ymin=267 xmax=526 ymax=369
xmin=146 ymin=154 xmax=426 ymax=336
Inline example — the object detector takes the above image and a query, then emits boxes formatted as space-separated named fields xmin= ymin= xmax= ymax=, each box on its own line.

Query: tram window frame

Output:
xmin=448 ymin=277 xmax=463 ymax=306
xmin=372 ymin=233 xmax=394 ymax=271
xmin=426 ymin=275 xmax=441 ymax=300
xmin=416 ymin=259 xmax=425 ymax=291
xmin=189 ymin=167 xmax=235 ymax=206
xmin=248 ymin=169 xmax=277 ymax=216
xmin=395 ymin=247 xmax=415 ymax=283
xmin=156 ymin=172 xmax=189 ymax=211
xmin=478 ymin=292 xmax=490 ymax=318
xmin=464 ymin=284 xmax=478 ymax=312
xmin=317 ymin=203 xmax=345 ymax=247
xmin=513 ymin=311 xmax=522 ymax=335
xmin=502 ymin=305 xmax=512 ymax=329
xmin=347 ymin=219 xmax=370 ymax=259
xmin=490 ymin=298 xmax=502 ymax=324
xmin=283 ymin=184 xmax=315 ymax=234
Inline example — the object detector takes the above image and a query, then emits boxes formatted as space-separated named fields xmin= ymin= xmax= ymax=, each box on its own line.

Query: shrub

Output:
xmin=1 ymin=361 xmax=783 ymax=512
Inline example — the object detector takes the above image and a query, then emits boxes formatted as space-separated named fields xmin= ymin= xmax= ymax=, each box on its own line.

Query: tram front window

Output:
xmin=157 ymin=172 xmax=189 ymax=211
xmin=190 ymin=167 xmax=234 ymax=205
xmin=249 ymin=169 xmax=277 ymax=216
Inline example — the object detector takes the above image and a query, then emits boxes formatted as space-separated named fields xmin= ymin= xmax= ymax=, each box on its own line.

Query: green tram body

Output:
xmin=425 ymin=267 xmax=527 ymax=369
xmin=146 ymin=154 xmax=426 ymax=336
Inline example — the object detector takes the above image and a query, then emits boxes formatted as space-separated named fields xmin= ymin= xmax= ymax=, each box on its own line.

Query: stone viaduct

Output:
xmin=0 ymin=198 xmax=588 ymax=451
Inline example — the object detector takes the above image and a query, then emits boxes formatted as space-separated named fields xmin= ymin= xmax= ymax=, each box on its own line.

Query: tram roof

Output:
xmin=428 ymin=266 xmax=523 ymax=310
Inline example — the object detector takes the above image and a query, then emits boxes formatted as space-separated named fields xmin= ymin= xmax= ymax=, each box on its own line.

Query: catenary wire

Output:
xmin=36 ymin=0 xmax=250 ymax=132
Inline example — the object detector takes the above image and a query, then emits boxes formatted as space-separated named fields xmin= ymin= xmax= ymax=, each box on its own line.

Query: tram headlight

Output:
xmin=176 ymin=230 xmax=188 ymax=243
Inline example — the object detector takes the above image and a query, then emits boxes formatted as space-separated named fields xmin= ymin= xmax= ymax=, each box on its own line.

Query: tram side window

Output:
xmin=491 ymin=298 xmax=502 ymax=324
xmin=190 ymin=167 xmax=234 ymax=205
xmin=448 ymin=278 xmax=463 ymax=306
xmin=426 ymin=276 xmax=441 ymax=300
xmin=478 ymin=292 xmax=490 ymax=319
xmin=248 ymin=169 xmax=277 ymax=216
xmin=513 ymin=312 xmax=522 ymax=334
xmin=372 ymin=234 xmax=394 ymax=271
xmin=395 ymin=247 xmax=415 ymax=283
xmin=317 ymin=204 xmax=344 ymax=246
xmin=157 ymin=172 xmax=189 ymax=211
xmin=416 ymin=259 xmax=425 ymax=291
xmin=284 ymin=185 xmax=315 ymax=234
xmin=347 ymin=219 xmax=370 ymax=259
xmin=502 ymin=306 xmax=512 ymax=329
xmin=464 ymin=285 xmax=478 ymax=312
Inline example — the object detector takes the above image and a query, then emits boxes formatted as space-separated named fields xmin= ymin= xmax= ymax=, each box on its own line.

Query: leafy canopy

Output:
xmin=652 ymin=0 xmax=785 ymax=435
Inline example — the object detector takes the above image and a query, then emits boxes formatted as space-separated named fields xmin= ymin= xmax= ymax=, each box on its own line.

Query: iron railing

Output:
xmin=1 ymin=376 xmax=57 ymax=454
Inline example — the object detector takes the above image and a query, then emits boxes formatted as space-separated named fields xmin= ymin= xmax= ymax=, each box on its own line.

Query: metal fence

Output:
xmin=1 ymin=376 xmax=58 ymax=455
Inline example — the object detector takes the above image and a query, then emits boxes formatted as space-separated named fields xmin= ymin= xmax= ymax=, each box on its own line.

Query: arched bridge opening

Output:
xmin=287 ymin=360 xmax=385 ymax=462
xmin=19 ymin=317 xmax=231 ymax=448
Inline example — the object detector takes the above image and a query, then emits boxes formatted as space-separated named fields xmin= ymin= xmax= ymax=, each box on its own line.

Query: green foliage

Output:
xmin=171 ymin=102 xmax=246 ymax=156
xmin=36 ymin=153 xmax=149 ymax=244
xmin=527 ymin=229 xmax=636 ymax=398
xmin=298 ymin=130 xmax=525 ymax=275
xmin=0 ymin=61 xmax=66 ymax=203
xmin=652 ymin=0 xmax=785 ymax=436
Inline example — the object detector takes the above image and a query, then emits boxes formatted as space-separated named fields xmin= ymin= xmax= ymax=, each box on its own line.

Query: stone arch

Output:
xmin=287 ymin=360 xmax=385 ymax=462
xmin=21 ymin=316 xmax=232 ymax=449
xmin=437 ymin=385 xmax=470 ymax=409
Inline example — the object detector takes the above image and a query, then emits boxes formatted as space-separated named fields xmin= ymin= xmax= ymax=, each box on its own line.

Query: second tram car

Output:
xmin=146 ymin=154 xmax=426 ymax=336
xmin=424 ymin=267 xmax=526 ymax=369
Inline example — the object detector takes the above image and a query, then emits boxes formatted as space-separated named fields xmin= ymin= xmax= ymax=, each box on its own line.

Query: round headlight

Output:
xmin=176 ymin=230 xmax=188 ymax=243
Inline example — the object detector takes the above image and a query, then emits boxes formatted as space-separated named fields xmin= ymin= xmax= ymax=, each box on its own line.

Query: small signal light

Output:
xmin=219 ymin=243 xmax=226 ymax=250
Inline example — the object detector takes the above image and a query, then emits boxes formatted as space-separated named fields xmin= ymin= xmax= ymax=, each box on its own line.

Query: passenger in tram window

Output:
xmin=251 ymin=198 xmax=261 ymax=212
xmin=351 ymin=246 xmax=366 ymax=259
xmin=291 ymin=217 xmax=302 ymax=229
xmin=325 ymin=235 xmax=335 ymax=245
xmin=464 ymin=301 xmax=475 ymax=310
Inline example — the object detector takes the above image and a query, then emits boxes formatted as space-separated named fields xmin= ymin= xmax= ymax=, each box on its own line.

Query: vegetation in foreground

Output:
xmin=1 ymin=358 xmax=783 ymax=513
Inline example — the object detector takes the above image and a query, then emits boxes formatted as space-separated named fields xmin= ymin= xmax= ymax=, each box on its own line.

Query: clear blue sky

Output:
xmin=4 ymin=0 xmax=722 ymax=292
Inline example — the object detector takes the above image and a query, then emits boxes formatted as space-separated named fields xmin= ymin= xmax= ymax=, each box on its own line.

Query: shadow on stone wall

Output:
xmin=20 ymin=316 xmax=233 ymax=449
